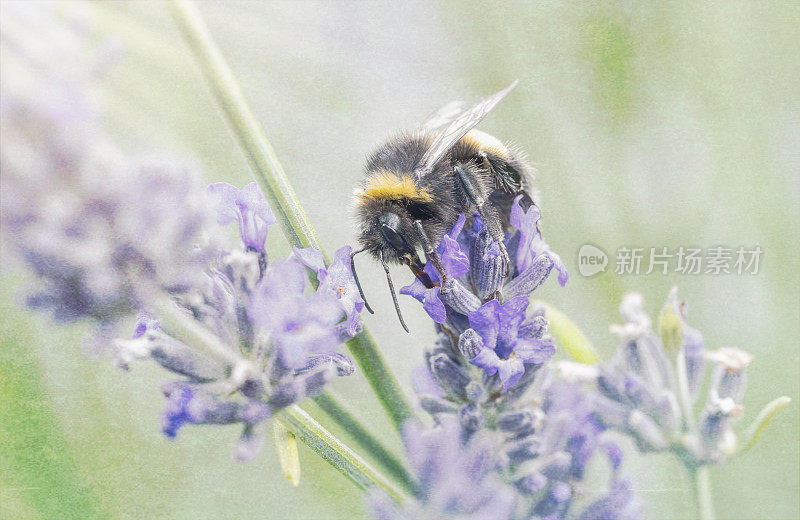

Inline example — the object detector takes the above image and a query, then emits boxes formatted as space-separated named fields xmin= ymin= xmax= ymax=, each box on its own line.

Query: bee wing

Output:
xmin=421 ymin=100 xmax=468 ymax=132
xmin=415 ymin=80 xmax=518 ymax=177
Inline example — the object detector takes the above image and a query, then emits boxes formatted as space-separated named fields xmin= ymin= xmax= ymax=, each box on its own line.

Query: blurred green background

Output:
xmin=1 ymin=1 xmax=798 ymax=519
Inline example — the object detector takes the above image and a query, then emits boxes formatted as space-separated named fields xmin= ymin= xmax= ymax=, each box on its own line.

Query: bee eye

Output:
xmin=378 ymin=212 xmax=409 ymax=252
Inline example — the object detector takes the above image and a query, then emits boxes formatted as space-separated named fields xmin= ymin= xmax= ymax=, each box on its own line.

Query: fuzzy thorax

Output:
xmin=354 ymin=170 xmax=433 ymax=204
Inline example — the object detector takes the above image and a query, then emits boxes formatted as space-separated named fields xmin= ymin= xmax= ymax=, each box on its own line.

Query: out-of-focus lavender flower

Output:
xmin=592 ymin=288 xmax=759 ymax=465
xmin=367 ymin=417 xmax=518 ymax=520
xmin=113 ymin=221 xmax=356 ymax=458
xmin=208 ymin=182 xmax=277 ymax=253
xmin=1 ymin=3 xmax=211 ymax=347
xmin=406 ymin=341 xmax=641 ymax=520
xmin=510 ymin=379 xmax=643 ymax=520
xmin=1 ymin=8 xmax=357 ymax=461
xmin=294 ymin=245 xmax=366 ymax=337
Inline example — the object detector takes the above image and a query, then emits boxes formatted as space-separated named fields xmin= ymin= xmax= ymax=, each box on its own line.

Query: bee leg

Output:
xmin=413 ymin=219 xmax=448 ymax=292
xmin=454 ymin=165 xmax=512 ymax=278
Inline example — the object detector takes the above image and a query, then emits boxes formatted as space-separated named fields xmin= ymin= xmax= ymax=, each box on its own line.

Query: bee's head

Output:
xmin=377 ymin=211 xmax=414 ymax=258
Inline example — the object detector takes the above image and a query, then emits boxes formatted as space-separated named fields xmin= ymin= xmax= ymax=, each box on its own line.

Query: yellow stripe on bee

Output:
xmin=461 ymin=129 xmax=509 ymax=156
xmin=358 ymin=171 xmax=433 ymax=202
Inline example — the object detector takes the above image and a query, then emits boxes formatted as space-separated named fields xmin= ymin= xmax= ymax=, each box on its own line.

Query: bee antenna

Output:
xmin=350 ymin=248 xmax=374 ymax=314
xmin=380 ymin=249 xmax=410 ymax=333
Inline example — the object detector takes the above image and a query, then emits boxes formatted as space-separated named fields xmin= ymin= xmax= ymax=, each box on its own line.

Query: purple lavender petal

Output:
xmin=208 ymin=182 xmax=276 ymax=252
xmin=470 ymin=347 xmax=502 ymax=376
xmin=497 ymin=357 xmax=526 ymax=391
xmin=468 ymin=300 xmax=501 ymax=350
xmin=422 ymin=287 xmax=447 ymax=323
xmin=293 ymin=246 xmax=326 ymax=275
xmin=514 ymin=338 xmax=556 ymax=364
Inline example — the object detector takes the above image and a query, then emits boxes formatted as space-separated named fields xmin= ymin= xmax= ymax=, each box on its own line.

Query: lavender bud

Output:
xmin=654 ymin=391 xmax=682 ymax=432
xmin=428 ymin=352 xmax=471 ymax=399
xmin=464 ymin=381 xmax=486 ymax=403
xmin=302 ymin=367 xmax=338 ymax=397
xmin=706 ymin=348 xmax=752 ymax=403
xmin=622 ymin=373 xmax=658 ymax=411
xmin=458 ymin=328 xmax=484 ymax=359
xmin=186 ymin=396 xmax=240 ymax=425
xmin=684 ymin=325 xmax=706 ymax=399
xmin=459 ymin=404 xmax=485 ymax=432
xmin=269 ymin=381 xmax=303 ymax=409
xmin=501 ymin=254 xmax=554 ymax=301
xmin=232 ymin=423 xmax=267 ymax=462
xmin=627 ymin=410 xmax=669 ymax=451
xmin=541 ymin=451 xmax=573 ymax=480
xmin=497 ymin=411 xmax=534 ymax=433
xmin=519 ymin=315 xmax=548 ymax=339
xmin=296 ymin=352 xmax=355 ymax=377
xmin=469 ymin=225 xmax=506 ymax=299
xmin=420 ymin=396 xmax=459 ymax=416
xmin=439 ymin=278 xmax=481 ymax=315
xmin=592 ymin=395 xmax=633 ymax=430
xmin=506 ymin=439 xmax=540 ymax=464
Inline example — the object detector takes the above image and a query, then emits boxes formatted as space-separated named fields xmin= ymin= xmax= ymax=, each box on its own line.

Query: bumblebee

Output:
xmin=351 ymin=81 xmax=538 ymax=331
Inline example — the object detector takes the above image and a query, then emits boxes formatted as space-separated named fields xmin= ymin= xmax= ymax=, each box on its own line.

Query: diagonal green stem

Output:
xmin=168 ymin=0 xmax=413 ymax=431
xmin=313 ymin=391 xmax=416 ymax=494
xmin=279 ymin=405 xmax=409 ymax=502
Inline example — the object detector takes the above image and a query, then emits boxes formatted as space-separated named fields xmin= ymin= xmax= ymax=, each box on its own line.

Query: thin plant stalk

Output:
xmin=690 ymin=465 xmax=716 ymax=520
xmin=167 ymin=0 xmax=413 ymax=430
xmin=279 ymin=405 xmax=409 ymax=503
xmin=313 ymin=391 xmax=416 ymax=494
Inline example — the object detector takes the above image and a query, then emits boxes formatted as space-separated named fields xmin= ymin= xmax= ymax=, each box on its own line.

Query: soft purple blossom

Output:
xmin=468 ymin=297 xmax=555 ymax=390
xmin=208 ymin=182 xmax=277 ymax=252
xmin=248 ymin=259 xmax=343 ymax=369
xmin=509 ymin=195 xmax=568 ymax=286
xmin=367 ymin=418 xmax=517 ymax=520
xmin=294 ymin=245 xmax=366 ymax=337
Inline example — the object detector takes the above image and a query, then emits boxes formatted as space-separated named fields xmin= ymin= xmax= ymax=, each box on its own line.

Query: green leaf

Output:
xmin=739 ymin=396 xmax=792 ymax=454
xmin=535 ymin=300 xmax=600 ymax=364
xmin=273 ymin=421 xmax=301 ymax=487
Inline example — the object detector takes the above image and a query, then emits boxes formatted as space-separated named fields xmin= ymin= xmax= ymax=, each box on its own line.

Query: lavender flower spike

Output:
xmin=208 ymin=181 xmax=277 ymax=252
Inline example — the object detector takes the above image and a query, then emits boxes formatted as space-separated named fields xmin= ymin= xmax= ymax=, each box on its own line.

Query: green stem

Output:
xmin=168 ymin=0 xmax=414 ymax=431
xmin=533 ymin=300 xmax=599 ymax=364
xmin=313 ymin=392 xmax=416 ymax=494
xmin=690 ymin=465 xmax=716 ymax=520
xmin=279 ymin=405 xmax=409 ymax=503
